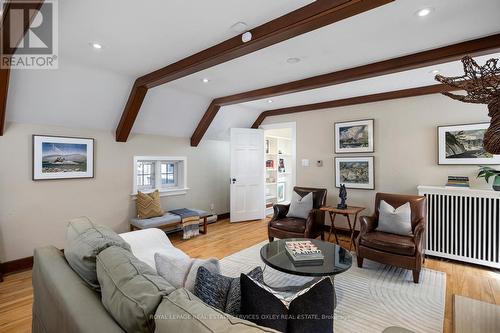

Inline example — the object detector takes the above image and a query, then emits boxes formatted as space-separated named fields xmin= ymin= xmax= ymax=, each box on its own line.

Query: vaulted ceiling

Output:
xmin=5 ymin=0 xmax=500 ymax=142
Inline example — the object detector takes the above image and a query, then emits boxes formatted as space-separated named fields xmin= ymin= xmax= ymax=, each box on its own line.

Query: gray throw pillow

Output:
xmin=194 ymin=266 xmax=264 ymax=316
xmin=286 ymin=192 xmax=313 ymax=219
xmin=376 ymin=200 xmax=413 ymax=236
xmin=96 ymin=246 xmax=175 ymax=333
xmin=154 ymin=252 xmax=220 ymax=293
xmin=64 ymin=216 xmax=131 ymax=290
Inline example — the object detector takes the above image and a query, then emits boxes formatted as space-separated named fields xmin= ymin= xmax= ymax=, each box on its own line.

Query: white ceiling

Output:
xmin=6 ymin=0 xmax=500 ymax=141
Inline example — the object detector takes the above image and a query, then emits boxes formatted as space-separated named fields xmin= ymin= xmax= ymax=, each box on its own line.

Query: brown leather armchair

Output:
xmin=268 ymin=187 xmax=327 ymax=242
xmin=356 ymin=193 xmax=426 ymax=283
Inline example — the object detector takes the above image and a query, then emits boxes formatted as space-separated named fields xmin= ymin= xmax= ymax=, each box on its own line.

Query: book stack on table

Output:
xmin=285 ymin=240 xmax=324 ymax=266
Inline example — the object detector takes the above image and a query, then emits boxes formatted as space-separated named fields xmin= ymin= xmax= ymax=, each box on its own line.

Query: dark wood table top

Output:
xmin=260 ymin=238 xmax=352 ymax=277
xmin=320 ymin=206 xmax=365 ymax=214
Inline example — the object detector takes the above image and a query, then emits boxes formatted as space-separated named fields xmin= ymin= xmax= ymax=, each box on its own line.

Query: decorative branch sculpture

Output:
xmin=435 ymin=56 xmax=500 ymax=154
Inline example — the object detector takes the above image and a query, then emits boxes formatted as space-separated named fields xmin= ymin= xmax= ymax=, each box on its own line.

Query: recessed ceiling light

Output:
xmin=90 ymin=42 xmax=103 ymax=49
xmin=267 ymin=99 xmax=273 ymax=104
xmin=430 ymin=69 xmax=440 ymax=75
xmin=202 ymin=78 xmax=210 ymax=83
xmin=416 ymin=7 xmax=433 ymax=17
xmin=286 ymin=57 xmax=301 ymax=64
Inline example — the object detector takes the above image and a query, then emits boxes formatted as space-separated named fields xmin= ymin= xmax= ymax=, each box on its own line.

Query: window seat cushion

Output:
xmin=130 ymin=209 xmax=210 ymax=229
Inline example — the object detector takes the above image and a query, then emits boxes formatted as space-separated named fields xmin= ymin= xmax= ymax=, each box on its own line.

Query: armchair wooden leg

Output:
xmin=357 ymin=256 xmax=364 ymax=268
xmin=412 ymin=270 xmax=420 ymax=283
xmin=320 ymin=232 xmax=325 ymax=241
xmin=268 ymin=236 xmax=274 ymax=242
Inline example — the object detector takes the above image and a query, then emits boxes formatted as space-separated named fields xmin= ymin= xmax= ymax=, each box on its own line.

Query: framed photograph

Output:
xmin=33 ymin=135 xmax=95 ymax=180
xmin=334 ymin=119 xmax=374 ymax=153
xmin=437 ymin=123 xmax=500 ymax=165
xmin=335 ymin=156 xmax=374 ymax=190
xmin=277 ymin=182 xmax=286 ymax=202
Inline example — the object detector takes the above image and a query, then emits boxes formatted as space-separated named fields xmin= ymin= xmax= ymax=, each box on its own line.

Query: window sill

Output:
xmin=131 ymin=187 xmax=190 ymax=200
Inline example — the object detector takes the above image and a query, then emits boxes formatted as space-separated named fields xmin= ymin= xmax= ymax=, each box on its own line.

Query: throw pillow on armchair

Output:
xmin=286 ymin=192 xmax=313 ymax=219
xmin=376 ymin=200 xmax=413 ymax=236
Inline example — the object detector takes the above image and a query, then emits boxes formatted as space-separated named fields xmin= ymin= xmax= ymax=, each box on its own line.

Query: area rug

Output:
xmin=220 ymin=241 xmax=446 ymax=333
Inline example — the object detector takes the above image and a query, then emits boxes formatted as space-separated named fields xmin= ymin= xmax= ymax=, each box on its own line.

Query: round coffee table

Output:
xmin=260 ymin=238 xmax=352 ymax=308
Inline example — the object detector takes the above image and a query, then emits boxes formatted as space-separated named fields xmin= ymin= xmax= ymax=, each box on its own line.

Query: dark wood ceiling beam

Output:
xmin=0 ymin=67 xmax=10 ymax=135
xmin=115 ymin=82 xmax=148 ymax=142
xmin=190 ymin=33 xmax=500 ymax=146
xmin=0 ymin=0 xmax=45 ymax=136
xmin=190 ymin=101 xmax=221 ymax=147
xmin=137 ymin=0 xmax=393 ymax=89
xmin=251 ymin=84 xmax=461 ymax=128
xmin=218 ymin=34 xmax=500 ymax=106
xmin=116 ymin=0 xmax=394 ymax=142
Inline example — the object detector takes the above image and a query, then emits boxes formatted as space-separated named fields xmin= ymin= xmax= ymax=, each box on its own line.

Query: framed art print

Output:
xmin=33 ymin=135 xmax=95 ymax=180
xmin=437 ymin=123 xmax=500 ymax=165
xmin=334 ymin=119 xmax=374 ymax=153
xmin=335 ymin=156 xmax=374 ymax=190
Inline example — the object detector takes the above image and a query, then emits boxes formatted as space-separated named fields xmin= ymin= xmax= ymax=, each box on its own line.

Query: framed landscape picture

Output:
xmin=335 ymin=156 xmax=374 ymax=190
xmin=438 ymin=123 xmax=500 ymax=165
xmin=334 ymin=119 xmax=374 ymax=153
xmin=33 ymin=135 xmax=95 ymax=180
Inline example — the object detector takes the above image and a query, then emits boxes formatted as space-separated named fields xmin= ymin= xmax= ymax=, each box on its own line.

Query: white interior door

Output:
xmin=230 ymin=128 xmax=265 ymax=223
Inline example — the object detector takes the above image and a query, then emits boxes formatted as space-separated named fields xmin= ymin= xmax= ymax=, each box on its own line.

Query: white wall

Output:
xmin=0 ymin=122 xmax=230 ymax=261
xmin=262 ymin=94 xmax=497 ymax=229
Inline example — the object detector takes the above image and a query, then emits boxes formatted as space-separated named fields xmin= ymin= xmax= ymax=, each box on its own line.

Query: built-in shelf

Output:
xmin=264 ymin=128 xmax=294 ymax=214
xmin=266 ymin=135 xmax=292 ymax=141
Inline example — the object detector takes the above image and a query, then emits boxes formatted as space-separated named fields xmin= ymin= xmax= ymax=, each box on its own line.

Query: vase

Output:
xmin=493 ymin=175 xmax=500 ymax=191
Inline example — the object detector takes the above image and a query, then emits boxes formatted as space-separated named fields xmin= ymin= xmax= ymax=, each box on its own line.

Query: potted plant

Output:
xmin=477 ymin=166 xmax=500 ymax=191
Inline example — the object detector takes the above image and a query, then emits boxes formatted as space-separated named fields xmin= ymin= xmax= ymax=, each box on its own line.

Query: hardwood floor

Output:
xmin=1 ymin=218 xmax=499 ymax=333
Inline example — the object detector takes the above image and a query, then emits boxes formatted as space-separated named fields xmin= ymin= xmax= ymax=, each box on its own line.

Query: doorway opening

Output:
xmin=260 ymin=122 xmax=296 ymax=216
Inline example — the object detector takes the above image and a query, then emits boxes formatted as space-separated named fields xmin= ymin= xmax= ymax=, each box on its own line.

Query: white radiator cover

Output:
xmin=418 ymin=186 xmax=500 ymax=269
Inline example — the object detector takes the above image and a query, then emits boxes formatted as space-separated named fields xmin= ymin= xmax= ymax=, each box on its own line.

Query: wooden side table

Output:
xmin=320 ymin=206 xmax=365 ymax=251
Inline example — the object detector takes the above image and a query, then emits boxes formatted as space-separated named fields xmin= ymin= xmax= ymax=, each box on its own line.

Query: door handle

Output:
xmin=231 ymin=178 xmax=237 ymax=184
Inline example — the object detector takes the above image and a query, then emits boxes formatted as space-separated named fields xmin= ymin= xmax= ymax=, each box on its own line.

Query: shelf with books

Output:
xmin=264 ymin=128 xmax=294 ymax=217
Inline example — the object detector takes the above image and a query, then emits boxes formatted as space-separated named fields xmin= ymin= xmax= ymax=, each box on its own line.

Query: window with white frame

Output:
xmin=160 ymin=162 xmax=177 ymax=187
xmin=133 ymin=156 xmax=187 ymax=196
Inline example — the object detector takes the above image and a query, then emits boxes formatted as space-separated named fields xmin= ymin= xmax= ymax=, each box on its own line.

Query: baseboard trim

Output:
xmin=217 ymin=212 xmax=230 ymax=221
xmin=1 ymin=256 xmax=33 ymax=276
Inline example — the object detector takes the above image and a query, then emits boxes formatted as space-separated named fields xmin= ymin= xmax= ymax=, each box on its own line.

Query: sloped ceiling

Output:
xmin=6 ymin=0 xmax=500 ymax=140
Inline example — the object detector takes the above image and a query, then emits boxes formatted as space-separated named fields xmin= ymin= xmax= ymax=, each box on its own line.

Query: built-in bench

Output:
xmin=130 ymin=209 xmax=212 ymax=234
